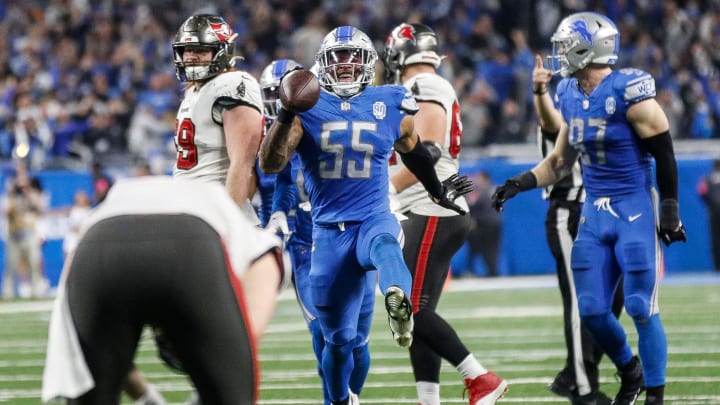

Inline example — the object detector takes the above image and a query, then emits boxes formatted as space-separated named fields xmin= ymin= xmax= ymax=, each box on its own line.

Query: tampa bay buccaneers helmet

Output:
xmin=316 ymin=26 xmax=377 ymax=98
xmin=382 ymin=23 xmax=443 ymax=85
xmin=172 ymin=14 xmax=238 ymax=82
xmin=549 ymin=12 xmax=619 ymax=78
xmin=260 ymin=59 xmax=303 ymax=119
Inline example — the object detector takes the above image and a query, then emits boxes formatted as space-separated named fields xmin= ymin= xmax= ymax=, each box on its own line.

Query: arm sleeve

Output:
xmin=398 ymin=139 xmax=443 ymax=198
xmin=641 ymin=130 xmax=678 ymax=201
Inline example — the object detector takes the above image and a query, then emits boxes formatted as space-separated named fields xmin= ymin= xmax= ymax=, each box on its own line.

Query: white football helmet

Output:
xmin=260 ymin=59 xmax=303 ymax=119
xmin=549 ymin=12 xmax=619 ymax=78
xmin=172 ymin=14 xmax=238 ymax=82
xmin=316 ymin=26 xmax=377 ymax=98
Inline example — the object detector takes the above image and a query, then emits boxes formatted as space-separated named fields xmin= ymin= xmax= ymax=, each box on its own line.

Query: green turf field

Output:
xmin=1 ymin=276 xmax=719 ymax=404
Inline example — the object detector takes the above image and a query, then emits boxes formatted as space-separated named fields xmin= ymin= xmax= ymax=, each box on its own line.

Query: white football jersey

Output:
xmin=42 ymin=176 xmax=283 ymax=402
xmin=173 ymin=70 xmax=263 ymax=222
xmin=390 ymin=72 xmax=469 ymax=216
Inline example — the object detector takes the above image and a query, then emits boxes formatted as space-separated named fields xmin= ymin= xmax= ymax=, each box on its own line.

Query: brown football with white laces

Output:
xmin=279 ymin=69 xmax=320 ymax=112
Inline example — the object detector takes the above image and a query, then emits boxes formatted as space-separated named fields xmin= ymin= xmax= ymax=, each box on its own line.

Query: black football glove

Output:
xmin=491 ymin=181 xmax=522 ymax=212
xmin=491 ymin=171 xmax=537 ymax=212
xmin=430 ymin=173 xmax=473 ymax=215
xmin=658 ymin=199 xmax=687 ymax=246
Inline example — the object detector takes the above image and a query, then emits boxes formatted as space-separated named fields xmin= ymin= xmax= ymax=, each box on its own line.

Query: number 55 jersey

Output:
xmin=296 ymin=85 xmax=418 ymax=224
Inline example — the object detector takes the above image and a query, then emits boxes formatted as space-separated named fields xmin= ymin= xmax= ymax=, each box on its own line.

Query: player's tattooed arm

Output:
xmin=259 ymin=118 xmax=303 ymax=174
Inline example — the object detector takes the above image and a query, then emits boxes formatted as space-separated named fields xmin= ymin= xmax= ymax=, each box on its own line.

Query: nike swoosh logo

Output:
xmin=629 ymin=213 xmax=642 ymax=222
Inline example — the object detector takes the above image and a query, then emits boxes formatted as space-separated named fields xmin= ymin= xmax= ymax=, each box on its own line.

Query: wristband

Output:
xmin=276 ymin=108 xmax=296 ymax=125
xmin=533 ymin=87 xmax=548 ymax=95
xmin=509 ymin=171 xmax=538 ymax=191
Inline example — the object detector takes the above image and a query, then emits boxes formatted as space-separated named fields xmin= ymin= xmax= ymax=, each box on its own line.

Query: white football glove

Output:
xmin=266 ymin=211 xmax=290 ymax=236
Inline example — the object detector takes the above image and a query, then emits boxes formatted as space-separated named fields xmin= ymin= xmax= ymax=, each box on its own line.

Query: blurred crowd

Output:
xmin=0 ymin=0 xmax=719 ymax=172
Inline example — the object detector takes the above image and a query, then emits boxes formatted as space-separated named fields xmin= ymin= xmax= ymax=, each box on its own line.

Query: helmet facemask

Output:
xmin=172 ymin=15 xmax=238 ymax=82
xmin=260 ymin=59 xmax=303 ymax=119
xmin=316 ymin=27 xmax=377 ymax=98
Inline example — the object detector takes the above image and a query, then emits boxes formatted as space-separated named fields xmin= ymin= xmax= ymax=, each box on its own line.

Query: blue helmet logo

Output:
xmin=570 ymin=20 xmax=593 ymax=44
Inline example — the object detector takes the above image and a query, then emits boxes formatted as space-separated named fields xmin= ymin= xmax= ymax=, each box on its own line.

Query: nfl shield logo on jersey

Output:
xmin=605 ymin=97 xmax=616 ymax=115
xmin=373 ymin=102 xmax=387 ymax=120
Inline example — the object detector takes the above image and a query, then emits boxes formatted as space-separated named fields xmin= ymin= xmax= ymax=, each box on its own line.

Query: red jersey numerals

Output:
xmin=449 ymin=100 xmax=462 ymax=158
xmin=175 ymin=118 xmax=198 ymax=169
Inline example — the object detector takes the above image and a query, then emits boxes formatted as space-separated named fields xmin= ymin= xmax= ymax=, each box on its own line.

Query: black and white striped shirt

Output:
xmin=537 ymin=126 xmax=585 ymax=203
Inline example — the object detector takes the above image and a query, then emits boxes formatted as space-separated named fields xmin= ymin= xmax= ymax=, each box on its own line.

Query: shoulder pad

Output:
xmin=406 ymin=74 xmax=456 ymax=106
xmin=399 ymin=87 xmax=419 ymax=114
xmin=616 ymin=68 xmax=655 ymax=104
xmin=211 ymin=71 xmax=263 ymax=110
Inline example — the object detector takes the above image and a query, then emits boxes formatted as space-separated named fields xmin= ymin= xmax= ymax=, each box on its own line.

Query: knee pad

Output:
xmin=577 ymin=292 xmax=605 ymax=316
xmin=624 ymin=293 xmax=649 ymax=320
xmin=325 ymin=327 xmax=355 ymax=347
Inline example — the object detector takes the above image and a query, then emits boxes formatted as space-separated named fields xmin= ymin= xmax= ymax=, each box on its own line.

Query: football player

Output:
xmin=382 ymin=23 xmax=508 ymax=405
xmin=172 ymin=14 xmax=263 ymax=223
xmin=492 ymin=12 xmax=686 ymax=405
xmin=42 ymin=177 xmax=286 ymax=405
xmin=259 ymin=26 xmax=471 ymax=405
xmin=532 ymin=53 xmax=623 ymax=404
xmin=263 ymin=58 xmax=377 ymax=405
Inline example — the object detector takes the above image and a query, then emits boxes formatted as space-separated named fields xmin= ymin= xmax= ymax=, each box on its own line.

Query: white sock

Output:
xmin=456 ymin=354 xmax=488 ymax=380
xmin=416 ymin=381 xmax=441 ymax=405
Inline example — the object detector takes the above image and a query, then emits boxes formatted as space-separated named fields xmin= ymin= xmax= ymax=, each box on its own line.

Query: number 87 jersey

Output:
xmin=295 ymin=85 xmax=418 ymax=224
xmin=557 ymin=68 xmax=657 ymax=198
xmin=173 ymin=70 xmax=263 ymax=183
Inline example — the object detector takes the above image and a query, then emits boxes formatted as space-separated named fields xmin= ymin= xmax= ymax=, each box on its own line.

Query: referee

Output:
xmin=532 ymin=55 xmax=623 ymax=405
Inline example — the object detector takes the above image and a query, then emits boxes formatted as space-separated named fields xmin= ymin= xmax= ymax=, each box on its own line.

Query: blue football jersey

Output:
xmin=255 ymin=158 xmax=277 ymax=227
xmin=296 ymin=85 xmax=418 ymax=224
xmin=273 ymin=153 xmax=313 ymax=246
xmin=556 ymin=68 xmax=657 ymax=197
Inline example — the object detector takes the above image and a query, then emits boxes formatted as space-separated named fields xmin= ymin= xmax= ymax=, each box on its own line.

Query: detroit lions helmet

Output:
xmin=316 ymin=26 xmax=377 ymax=98
xmin=260 ymin=59 xmax=303 ymax=119
xmin=382 ymin=23 xmax=442 ymax=84
xmin=549 ymin=12 xmax=619 ymax=78
xmin=172 ymin=14 xmax=238 ymax=82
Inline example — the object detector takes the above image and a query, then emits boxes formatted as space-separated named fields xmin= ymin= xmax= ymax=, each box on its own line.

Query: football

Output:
xmin=279 ymin=69 xmax=320 ymax=113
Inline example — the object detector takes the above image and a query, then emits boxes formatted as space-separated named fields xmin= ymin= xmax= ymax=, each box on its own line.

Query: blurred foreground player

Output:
xmin=42 ymin=176 xmax=286 ymax=405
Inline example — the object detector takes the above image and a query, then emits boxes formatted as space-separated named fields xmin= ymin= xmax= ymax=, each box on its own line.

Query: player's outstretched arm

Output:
xmin=259 ymin=70 xmax=318 ymax=174
xmin=394 ymin=115 xmax=472 ymax=215
xmin=492 ymin=123 xmax=579 ymax=212
xmin=259 ymin=118 xmax=303 ymax=174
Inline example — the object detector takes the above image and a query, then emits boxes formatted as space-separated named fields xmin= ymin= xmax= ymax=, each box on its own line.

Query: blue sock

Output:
xmin=322 ymin=340 xmax=353 ymax=402
xmin=369 ymin=233 xmax=412 ymax=294
xmin=349 ymin=342 xmax=370 ymax=395
xmin=308 ymin=319 xmax=330 ymax=404
xmin=582 ymin=312 xmax=634 ymax=367
xmin=634 ymin=314 xmax=667 ymax=387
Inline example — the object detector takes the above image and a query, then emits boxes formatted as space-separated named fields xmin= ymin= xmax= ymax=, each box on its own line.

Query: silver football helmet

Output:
xmin=260 ymin=59 xmax=303 ymax=119
xmin=382 ymin=23 xmax=442 ymax=84
xmin=172 ymin=14 xmax=238 ymax=82
xmin=316 ymin=26 xmax=377 ymax=98
xmin=549 ymin=12 xmax=619 ymax=78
